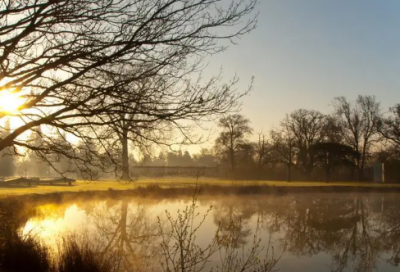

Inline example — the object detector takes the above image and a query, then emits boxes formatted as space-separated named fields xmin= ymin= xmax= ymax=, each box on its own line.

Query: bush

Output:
xmin=0 ymin=234 xmax=50 ymax=272
xmin=55 ymin=238 xmax=115 ymax=272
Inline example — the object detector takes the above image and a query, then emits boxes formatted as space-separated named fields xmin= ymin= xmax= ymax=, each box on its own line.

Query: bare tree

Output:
xmin=254 ymin=133 xmax=272 ymax=169
xmin=333 ymin=95 xmax=381 ymax=180
xmin=378 ymin=104 xmax=400 ymax=147
xmin=272 ymin=109 xmax=326 ymax=178
xmin=270 ymin=125 xmax=297 ymax=181
xmin=323 ymin=115 xmax=345 ymax=144
xmin=103 ymin=76 xmax=174 ymax=180
xmin=0 ymin=118 xmax=15 ymax=177
xmin=0 ymin=0 xmax=258 ymax=175
xmin=311 ymin=142 xmax=357 ymax=182
xmin=215 ymin=114 xmax=252 ymax=171
xmin=103 ymin=73 xmax=246 ymax=180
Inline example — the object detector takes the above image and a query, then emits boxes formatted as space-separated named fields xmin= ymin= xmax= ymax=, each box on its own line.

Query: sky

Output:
xmin=202 ymin=0 xmax=400 ymax=137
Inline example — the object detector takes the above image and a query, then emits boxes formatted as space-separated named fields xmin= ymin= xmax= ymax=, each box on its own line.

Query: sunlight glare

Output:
xmin=0 ymin=90 xmax=24 ymax=113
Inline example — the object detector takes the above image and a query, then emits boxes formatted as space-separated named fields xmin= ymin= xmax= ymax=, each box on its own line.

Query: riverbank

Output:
xmin=0 ymin=177 xmax=399 ymax=197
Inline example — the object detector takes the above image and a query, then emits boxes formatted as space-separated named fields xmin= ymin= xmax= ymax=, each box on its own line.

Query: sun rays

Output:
xmin=0 ymin=90 xmax=25 ymax=113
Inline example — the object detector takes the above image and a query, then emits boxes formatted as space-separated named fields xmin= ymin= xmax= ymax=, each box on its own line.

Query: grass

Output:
xmin=0 ymin=177 xmax=399 ymax=196
xmin=0 ymin=234 xmax=51 ymax=272
xmin=0 ymin=233 xmax=115 ymax=272
xmin=56 ymin=238 xmax=115 ymax=272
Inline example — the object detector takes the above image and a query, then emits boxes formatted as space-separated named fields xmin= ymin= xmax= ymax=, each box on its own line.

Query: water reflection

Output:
xmin=89 ymin=201 xmax=161 ymax=271
xmin=0 ymin=191 xmax=399 ymax=272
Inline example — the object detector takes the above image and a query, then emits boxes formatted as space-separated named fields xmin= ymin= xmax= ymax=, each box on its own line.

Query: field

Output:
xmin=0 ymin=177 xmax=400 ymax=196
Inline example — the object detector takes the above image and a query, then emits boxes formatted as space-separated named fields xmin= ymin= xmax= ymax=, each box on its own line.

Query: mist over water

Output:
xmin=0 ymin=190 xmax=396 ymax=272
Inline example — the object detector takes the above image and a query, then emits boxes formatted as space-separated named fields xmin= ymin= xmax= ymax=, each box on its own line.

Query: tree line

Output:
xmin=105 ymin=94 xmax=399 ymax=182
xmin=2 ymin=91 xmax=399 ymax=182
xmin=213 ymin=95 xmax=400 ymax=181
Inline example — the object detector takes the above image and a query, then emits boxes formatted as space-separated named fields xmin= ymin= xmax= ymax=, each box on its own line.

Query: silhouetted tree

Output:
xmin=378 ymin=104 xmax=400 ymax=147
xmin=193 ymin=148 xmax=217 ymax=167
xmin=149 ymin=152 xmax=168 ymax=167
xmin=51 ymin=131 xmax=74 ymax=176
xmin=0 ymin=0 xmax=258 ymax=175
xmin=0 ymin=153 xmax=14 ymax=178
xmin=272 ymin=109 xmax=326 ymax=178
xmin=333 ymin=96 xmax=381 ymax=180
xmin=311 ymin=142 xmax=357 ymax=181
xmin=166 ymin=150 xmax=194 ymax=166
xmin=25 ymin=126 xmax=50 ymax=177
xmin=0 ymin=119 xmax=15 ymax=177
xmin=323 ymin=116 xmax=345 ymax=144
xmin=285 ymin=109 xmax=327 ymax=177
xmin=74 ymin=139 xmax=101 ymax=180
xmin=215 ymin=114 xmax=253 ymax=171
xmin=236 ymin=142 xmax=256 ymax=167
xmin=254 ymin=133 xmax=273 ymax=168
xmin=270 ymin=126 xmax=297 ymax=181
xmin=104 ymin=77 xmax=175 ymax=180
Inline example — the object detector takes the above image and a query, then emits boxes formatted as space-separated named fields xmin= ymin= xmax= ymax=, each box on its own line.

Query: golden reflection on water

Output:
xmin=11 ymin=193 xmax=400 ymax=272
xmin=23 ymin=204 xmax=88 ymax=247
xmin=21 ymin=199 xmax=217 ymax=258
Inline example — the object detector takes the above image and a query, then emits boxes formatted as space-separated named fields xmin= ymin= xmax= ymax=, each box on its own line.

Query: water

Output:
xmin=1 ymin=190 xmax=400 ymax=272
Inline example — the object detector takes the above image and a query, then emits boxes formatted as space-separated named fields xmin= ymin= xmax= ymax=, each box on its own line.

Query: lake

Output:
xmin=1 ymin=187 xmax=400 ymax=272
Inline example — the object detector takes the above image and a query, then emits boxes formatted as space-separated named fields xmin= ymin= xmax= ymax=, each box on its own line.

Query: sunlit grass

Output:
xmin=0 ymin=177 xmax=399 ymax=196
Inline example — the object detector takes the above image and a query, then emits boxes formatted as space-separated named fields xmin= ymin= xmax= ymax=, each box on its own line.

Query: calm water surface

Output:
xmin=4 ymin=192 xmax=400 ymax=272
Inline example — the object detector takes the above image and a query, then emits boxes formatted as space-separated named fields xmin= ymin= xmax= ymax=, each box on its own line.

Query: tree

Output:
xmin=378 ymin=104 xmax=400 ymax=147
xmin=323 ymin=115 xmax=345 ymax=144
xmin=235 ymin=142 xmax=256 ymax=167
xmin=0 ymin=0 xmax=258 ymax=174
xmin=254 ymin=133 xmax=273 ymax=168
xmin=215 ymin=114 xmax=252 ymax=171
xmin=51 ymin=131 xmax=74 ymax=176
xmin=333 ymin=95 xmax=381 ymax=180
xmin=193 ymin=148 xmax=217 ymax=167
xmin=273 ymin=109 xmax=327 ymax=178
xmin=74 ymin=139 xmax=102 ymax=180
xmin=0 ymin=119 xmax=15 ymax=177
xmin=311 ymin=142 xmax=357 ymax=181
xmin=166 ymin=150 xmax=194 ymax=166
xmin=270 ymin=126 xmax=297 ymax=181
xmin=24 ymin=126 xmax=52 ymax=177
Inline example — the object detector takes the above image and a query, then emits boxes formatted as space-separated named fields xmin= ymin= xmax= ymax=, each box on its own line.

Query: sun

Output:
xmin=0 ymin=90 xmax=25 ymax=113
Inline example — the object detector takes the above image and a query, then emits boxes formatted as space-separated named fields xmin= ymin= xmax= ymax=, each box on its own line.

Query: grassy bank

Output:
xmin=0 ymin=177 xmax=400 ymax=196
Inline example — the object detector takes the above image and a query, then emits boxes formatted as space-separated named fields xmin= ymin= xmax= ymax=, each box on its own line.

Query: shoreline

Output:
xmin=1 ymin=181 xmax=400 ymax=202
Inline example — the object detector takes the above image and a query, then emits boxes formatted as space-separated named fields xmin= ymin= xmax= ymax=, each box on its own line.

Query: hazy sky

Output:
xmin=204 ymin=0 xmax=400 ymax=135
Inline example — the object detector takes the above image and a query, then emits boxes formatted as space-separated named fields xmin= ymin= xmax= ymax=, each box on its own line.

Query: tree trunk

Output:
xmin=287 ymin=162 xmax=291 ymax=182
xmin=229 ymin=148 xmax=235 ymax=172
xmin=359 ymin=148 xmax=367 ymax=181
xmin=121 ymin=130 xmax=130 ymax=180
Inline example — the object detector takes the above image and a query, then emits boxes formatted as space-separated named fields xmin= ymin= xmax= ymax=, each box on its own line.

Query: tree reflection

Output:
xmin=259 ymin=194 xmax=393 ymax=272
xmin=1 ymin=191 xmax=400 ymax=272
xmin=375 ymin=195 xmax=400 ymax=267
xmin=88 ymin=200 xmax=161 ymax=272
xmin=213 ymin=198 xmax=254 ymax=248
xmin=211 ymin=193 xmax=400 ymax=272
